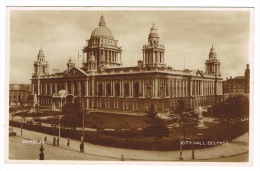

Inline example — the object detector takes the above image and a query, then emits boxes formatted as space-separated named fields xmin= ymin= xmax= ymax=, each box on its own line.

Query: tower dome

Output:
xmin=209 ymin=45 xmax=217 ymax=59
xmin=90 ymin=14 xmax=114 ymax=39
xmin=37 ymin=47 xmax=45 ymax=58
xmin=149 ymin=23 xmax=159 ymax=38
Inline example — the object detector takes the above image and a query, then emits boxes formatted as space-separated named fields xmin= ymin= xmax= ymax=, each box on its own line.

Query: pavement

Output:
xmin=9 ymin=126 xmax=249 ymax=161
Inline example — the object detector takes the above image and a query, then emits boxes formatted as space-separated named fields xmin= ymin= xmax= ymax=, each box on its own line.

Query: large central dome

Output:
xmin=90 ymin=14 xmax=114 ymax=39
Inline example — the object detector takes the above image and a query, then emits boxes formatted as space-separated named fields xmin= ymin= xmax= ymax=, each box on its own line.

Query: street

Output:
xmin=9 ymin=136 xmax=118 ymax=160
xmin=8 ymin=127 xmax=249 ymax=162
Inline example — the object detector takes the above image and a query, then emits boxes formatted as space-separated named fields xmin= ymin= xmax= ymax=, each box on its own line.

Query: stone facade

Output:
xmin=223 ymin=64 xmax=250 ymax=97
xmin=9 ymin=84 xmax=32 ymax=105
xmin=31 ymin=15 xmax=223 ymax=115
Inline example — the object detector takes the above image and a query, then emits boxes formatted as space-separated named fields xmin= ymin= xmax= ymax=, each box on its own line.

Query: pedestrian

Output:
xmin=121 ymin=155 xmax=125 ymax=161
xmin=80 ymin=142 xmax=83 ymax=152
xmin=67 ymin=138 xmax=70 ymax=147
xmin=44 ymin=136 xmax=47 ymax=142
xmin=57 ymin=137 xmax=59 ymax=146
xmin=53 ymin=136 xmax=56 ymax=146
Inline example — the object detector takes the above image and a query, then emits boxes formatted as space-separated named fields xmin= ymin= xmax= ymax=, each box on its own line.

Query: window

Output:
xmin=115 ymin=83 xmax=120 ymax=96
xmin=106 ymin=84 xmax=111 ymax=96
xmin=146 ymin=86 xmax=151 ymax=97
xmin=124 ymin=83 xmax=129 ymax=97
xmin=134 ymin=83 xmax=139 ymax=97
xmin=98 ymin=84 xmax=103 ymax=96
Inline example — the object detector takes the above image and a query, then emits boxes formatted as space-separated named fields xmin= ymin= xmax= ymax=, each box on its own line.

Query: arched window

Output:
xmin=124 ymin=83 xmax=129 ymax=97
xmin=98 ymin=84 xmax=103 ymax=96
xmin=115 ymin=83 xmax=120 ymax=96
xmin=106 ymin=84 xmax=111 ymax=96
xmin=47 ymin=84 xmax=50 ymax=95
xmin=146 ymin=86 xmax=151 ymax=97
xmin=134 ymin=83 xmax=139 ymax=97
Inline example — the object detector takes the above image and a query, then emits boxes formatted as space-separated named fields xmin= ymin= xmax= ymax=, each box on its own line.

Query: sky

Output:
xmin=9 ymin=8 xmax=252 ymax=84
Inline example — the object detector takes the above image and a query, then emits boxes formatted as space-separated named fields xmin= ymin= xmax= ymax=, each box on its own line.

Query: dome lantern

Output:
xmin=99 ymin=14 xmax=106 ymax=26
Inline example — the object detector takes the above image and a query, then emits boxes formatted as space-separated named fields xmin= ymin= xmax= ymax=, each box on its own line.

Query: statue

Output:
xmin=33 ymin=93 xmax=38 ymax=113
xmin=197 ymin=106 xmax=205 ymax=128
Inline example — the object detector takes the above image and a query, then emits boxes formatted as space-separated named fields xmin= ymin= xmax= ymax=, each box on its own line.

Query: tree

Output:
xmin=170 ymin=99 xmax=196 ymax=139
xmin=61 ymin=100 xmax=83 ymax=132
xmin=143 ymin=104 xmax=169 ymax=141
xmin=212 ymin=94 xmax=249 ymax=137
xmin=91 ymin=116 xmax=104 ymax=131
xmin=226 ymin=95 xmax=249 ymax=121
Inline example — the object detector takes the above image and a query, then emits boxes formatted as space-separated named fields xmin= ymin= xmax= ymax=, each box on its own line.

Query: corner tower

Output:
xmin=33 ymin=47 xmax=49 ymax=76
xmin=205 ymin=46 xmax=221 ymax=77
xmin=142 ymin=23 xmax=166 ymax=68
xmin=82 ymin=14 xmax=122 ymax=70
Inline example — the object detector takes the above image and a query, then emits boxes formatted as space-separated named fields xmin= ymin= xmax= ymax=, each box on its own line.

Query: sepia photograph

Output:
xmin=6 ymin=7 xmax=253 ymax=164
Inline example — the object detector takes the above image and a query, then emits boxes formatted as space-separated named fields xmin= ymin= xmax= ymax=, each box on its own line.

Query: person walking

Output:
xmin=57 ymin=137 xmax=59 ymax=146
xmin=53 ymin=136 xmax=56 ymax=146
xmin=67 ymin=138 xmax=70 ymax=147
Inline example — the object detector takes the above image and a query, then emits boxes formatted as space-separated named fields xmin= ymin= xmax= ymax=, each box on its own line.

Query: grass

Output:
xmin=85 ymin=112 xmax=148 ymax=129
xmin=10 ymin=110 xmax=249 ymax=151
xmin=9 ymin=119 xmax=249 ymax=151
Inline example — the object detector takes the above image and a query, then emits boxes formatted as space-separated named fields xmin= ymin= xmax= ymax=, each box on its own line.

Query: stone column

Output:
xmin=85 ymin=80 xmax=88 ymax=96
xmin=155 ymin=78 xmax=158 ymax=98
xmin=50 ymin=83 xmax=52 ymax=95
xmin=153 ymin=79 xmax=155 ymax=97
xmin=120 ymin=80 xmax=122 ymax=96
xmin=142 ymin=79 xmax=145 ymax=97
xmin=78 ymin=81 xmax=81 ymax=96
xmin=71 ymin=81 xmax=74 ymax=95
xmin=131 ymin=80 xmax=133 ymax=97
xmin=175 ymin=79 xmax=178 ymax=97
xmin=104 ymin=81 xmax=106 ymax=96
xmin=112 ymin=80 xmax=115 ymax=97
xmin=190 ymin=80 xmax=193 ymax=96
xmin=164 ymin=79 xmax=167 ymax=97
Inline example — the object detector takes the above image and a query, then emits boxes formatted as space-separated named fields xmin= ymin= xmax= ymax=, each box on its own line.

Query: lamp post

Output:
xmin=20 ymin=104 xmax=24 ymax=137
xmin=179 ymin=135 xmax=183 ymax=160
xmin=58 ymin=115 xmax=61 ymax=142
xmin=80 ymin=101 xmax=86 ymax=152
xmin=191 ymin=112 xmax=199 ymax=159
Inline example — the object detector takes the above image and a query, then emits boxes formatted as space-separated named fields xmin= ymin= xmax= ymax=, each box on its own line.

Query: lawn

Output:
xmin=85 ymin=112 xmax=148 ymax=129
xmin=10 ymin=110 xmax=249 ymax=151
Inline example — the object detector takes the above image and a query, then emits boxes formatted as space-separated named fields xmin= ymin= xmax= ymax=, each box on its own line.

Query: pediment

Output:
xmin=63 ymin=67 xmax=87 ymax=78
xmin=196 ymin=70 xmax=204 ymax=77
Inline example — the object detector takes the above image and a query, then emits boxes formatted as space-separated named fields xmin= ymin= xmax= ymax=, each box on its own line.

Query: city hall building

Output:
xmin=31 ymin=14 xmax=223 ymax=115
